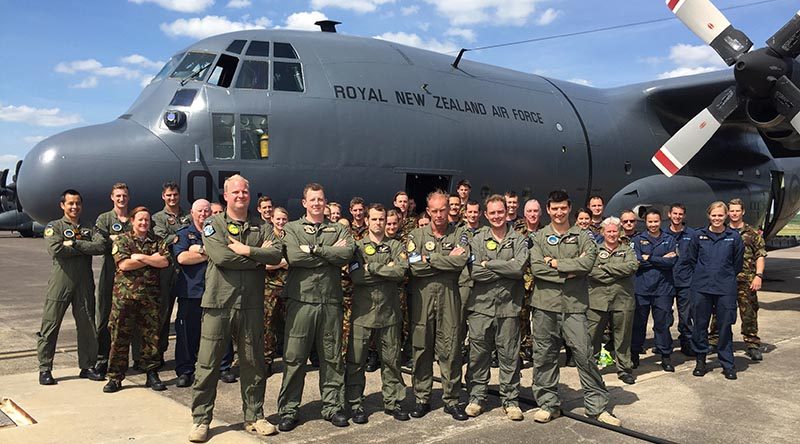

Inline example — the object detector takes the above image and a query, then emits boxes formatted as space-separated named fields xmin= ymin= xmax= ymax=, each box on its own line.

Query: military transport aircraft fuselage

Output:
xmin=14 ymin=22 xmax=800 ymax=236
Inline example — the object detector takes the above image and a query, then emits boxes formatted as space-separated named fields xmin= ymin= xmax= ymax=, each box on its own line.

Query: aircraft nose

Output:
xmin=18 ymin=119 xmax=180 ymax=223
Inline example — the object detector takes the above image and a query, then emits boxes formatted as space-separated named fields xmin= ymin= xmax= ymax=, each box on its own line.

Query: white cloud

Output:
xmin=129 ymin=0 xmax=214 ymax=13
xmin=374 ymin=32 xmax=459 ymax=54
xmin=226 ymin=0 xmax=251 ymax=8
xmin=401 ymin=5 xmax=419 ymax=15
xmin=0 ymin=104 xmax=82 ymax=127
xmin=658 ymin=66 xmax=719 ymax=79
xmin=160 ymin=15 xmax=272 ymax=39
xmin=71 ymin=77 xmax=99 ymax=89
xmin=22 ymin=136 xmax=47 ymax=144
xmin=55 ymin=58 xmax=147 ymax=87
xmin=657 ymin=44 xmax=727 ymax=79
xmin=0 ymin=154 xmax=20 ymax=171
xmin=568 ymin=78 xmax=592 ymax=86
xmin=445 ymin=27 xmax=476 ymax=42
xmin=120 ymin=54 xmax=164 ymax=70
xmin=282 ymin=11 xmax=329 ymax=31
xmin=311 ymin=0 xmax=394 ymax=13
xmin=424 ymin=0 xmax=543 ymax=26
xmin=535 ymin=7 xmax=559 ymax=25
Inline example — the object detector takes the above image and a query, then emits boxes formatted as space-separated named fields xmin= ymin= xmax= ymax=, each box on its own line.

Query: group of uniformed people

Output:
xmin=35 ymin=175 xmax=767 ymax=442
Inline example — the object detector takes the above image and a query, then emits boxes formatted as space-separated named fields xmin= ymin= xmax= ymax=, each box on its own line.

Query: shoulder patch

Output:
xmin=44 ymin=227 xmax=54 ymax=237
xmin=407 ymin=240 xmax=416 ymax=252
xmin=203 ymin=224 xmax=215 ymax=236
xmin=111 ymin=222 xmax=123 ymax=232
xmin=546 ymin=234 xmax=559 ymax=245
xmin=364 ymin=244 xmax=376 ymax=255
xmin=599 ymin=250 xmax=610 ymax=259
xmin=424 ymin=241 xmax=436 ymax=251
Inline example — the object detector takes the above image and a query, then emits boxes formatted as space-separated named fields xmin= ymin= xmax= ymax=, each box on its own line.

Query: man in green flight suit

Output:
xmin=529 ymin=190 xmax=620 ymax=426
xmin=152 ymin=181 xmax=191 ymax=363
xmin=346 ymin=203 xmax=410 ymax=424
xmin=277 ymin=183 xmax=356 ymax=432
xmin=464 ymin=195 xmax=527 ymax=421
xmin=94 ymin=182 xmax=131 ymax=375
xmin=37 ymin=189 xmax=106 ymax=385
xmin=188 ymin=175 xmax=283 ymax=443
xmin=407 ymin=190 xmax=469 ymax=421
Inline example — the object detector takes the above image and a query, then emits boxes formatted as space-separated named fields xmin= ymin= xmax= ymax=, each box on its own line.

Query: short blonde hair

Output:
xmin=600 ymin=216 xmax=621 ymax=231
xmin=707 ymin=201 xmax=728 ymax=215
xmin=223 ymin=174 xmax=249 ymax=192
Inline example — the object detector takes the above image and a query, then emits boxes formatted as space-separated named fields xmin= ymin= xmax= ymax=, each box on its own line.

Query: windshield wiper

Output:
xmin=180 ymin=62 xmax=212 ymax=86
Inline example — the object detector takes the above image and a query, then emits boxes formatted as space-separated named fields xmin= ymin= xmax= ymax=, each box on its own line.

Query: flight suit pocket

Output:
xmin=197 ymin=311 xmax=228 ymax=368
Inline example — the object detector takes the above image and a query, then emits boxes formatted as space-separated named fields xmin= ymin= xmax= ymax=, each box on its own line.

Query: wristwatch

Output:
xmin=755 ymin=273 xmax=763 ymax=278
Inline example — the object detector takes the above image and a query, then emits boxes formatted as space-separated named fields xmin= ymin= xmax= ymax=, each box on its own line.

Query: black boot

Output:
xmin=661 ymin=354 xmax=675 ymax=372
xmin=146 ymin=371 xmax=166 ymax=391
xmin=692 ymin=354 xmax=707 ymax=377
xmin=365 ymin=350 xmax=380 ymax=373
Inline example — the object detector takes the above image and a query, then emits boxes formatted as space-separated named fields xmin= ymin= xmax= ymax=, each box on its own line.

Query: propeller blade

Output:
xmin=0 ymin=169 xmax=7 ymax=190
xmin=652 ymin=85 xmax=740 ymax=177
xmin=773 ymin=75 xmax=800 ymax=133
xmin=666 ymin=0 xmax=752 ymax=65
xmin=12 ymin=160 xmax=22 ymax=184
xmin=768 ymin=11 xmax=800 ymax=59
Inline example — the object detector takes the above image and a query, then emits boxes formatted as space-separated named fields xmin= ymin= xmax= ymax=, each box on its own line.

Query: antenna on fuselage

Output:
xmin=315 ymin=20 xmax=341 ymax=33
xmin=452 ymin=48 xmax=468 ymax=69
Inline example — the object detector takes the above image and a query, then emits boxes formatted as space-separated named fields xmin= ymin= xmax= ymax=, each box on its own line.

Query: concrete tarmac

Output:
xmin=1 ymin=234 xmax=799 ymax=443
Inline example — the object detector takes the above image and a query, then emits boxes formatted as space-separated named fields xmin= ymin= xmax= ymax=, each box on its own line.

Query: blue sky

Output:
xmin=1 ymin=0 xmax=797 ymax=172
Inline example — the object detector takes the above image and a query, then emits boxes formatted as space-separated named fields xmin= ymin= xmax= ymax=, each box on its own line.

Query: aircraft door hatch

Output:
xmin=763 ymin=170 xmax=785 ymax=236
xmin=405 ymin=174 xmax=451 ymax=213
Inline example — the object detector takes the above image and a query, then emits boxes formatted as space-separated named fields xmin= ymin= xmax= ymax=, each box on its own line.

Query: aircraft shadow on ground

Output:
xmin=760 ymin=295 xmax=800 ymax=311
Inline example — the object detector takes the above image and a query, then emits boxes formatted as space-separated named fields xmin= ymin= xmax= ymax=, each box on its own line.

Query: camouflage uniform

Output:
xmin=152 ymin=207 xmax=191 ymax=358
xmin=94 ymin=210 xmax=131 ymax=370
xmin=514 ymin=223 xmax=539 ymax=360
xmin=341 ymin=222 xmax=367 ymax=357
xmin=710 ymin=224 xmax=766 ymax=349
xmin=107 ymin=232 xmax=170 ymax=381
xmin=37 ymin=219 xmax=105 ymax=372
xmin=264 ymin=232 xmax=287 ymax=365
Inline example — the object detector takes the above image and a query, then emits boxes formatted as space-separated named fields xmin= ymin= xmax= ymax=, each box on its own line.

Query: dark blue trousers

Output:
xmin=675 ymin=287 xmax=693 ymax=347
xmin=691 ymin=291 xmax=737 ymax=370
xmin=632 ymin=293 xmax=674 ymax=355
xmin=175 ymin=298 xmax=234 ymax=376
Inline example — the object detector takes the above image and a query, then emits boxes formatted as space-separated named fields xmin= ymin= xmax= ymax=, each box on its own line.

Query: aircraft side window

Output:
xmin=246 ymin=40 xmax=270 ymax=57
xmin=170 ymin=52 xmax=215 ymax=81
xmin=207 ymin=54 xmax=239 ymax=88
xmin=274 ymin=62 xmax=304 ymax=92
xmin=212 ymin=113 xmax=235 ymax=160
xmin=273 ymin=42 xmax=298 ymax=59
xmin=226 ymin=39 xmax=247 ymax=54
xmin=240 ymin=114 xmax=269 ymax=160
xmin=235 ymin=60 xmax=269 ymax=90
xmin=153 ymin=52 xmax=185 ymax=83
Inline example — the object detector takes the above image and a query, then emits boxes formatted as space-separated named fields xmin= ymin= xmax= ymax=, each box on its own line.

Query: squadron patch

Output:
xmin=44 ymin=227 xmax=54 ymax=237
xmin=80 ymin=229 xmax=92 ymax=238
xmin=564 ymin=235 xmax=578 ymax=244
xmin=546 ymin=235 xmax=559 ymax=245
xmin=303 ymin=225 xmax=317 ymax=234
xmin=377 ymin=244 xmax=390 ymax=254
xmin=227 ymin=224 xmax=240 ymax=235
xmin=640 ymin=240 xmax=650 ymax=245
xmin=364 ymin=244 xmax=376 ymax=255
xmin=599 ymin=250 xmax=610 ymax=259
xmin=486 ymin=239 xmax=498 ymax=251
xmin=203 ymin=224 xmax=215 ymax=236
xmin=407 ymin=240 xmax=416 ymax=252
xmin=63 ymin=229 xmax=75 ymax=239
xmin=111 ymin=244 xmax=119 ymax=255
xmin=112 ymin=223 xmax=123 ymax=232
xmin=424 ymin=241 xmax=435 ymax=251
xmin=180 ymin=216 xmax=190 ymax=225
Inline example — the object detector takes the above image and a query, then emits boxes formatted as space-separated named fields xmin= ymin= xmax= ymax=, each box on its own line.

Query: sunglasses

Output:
xmin=621 ymin=220 xmax=636 ymax=223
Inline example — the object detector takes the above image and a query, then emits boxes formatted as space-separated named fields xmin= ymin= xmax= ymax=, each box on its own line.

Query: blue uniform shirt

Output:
xmin=666 ymin=224 xmax=696 ymax=288
xmin=173 ymin=224 xmax=207 ymax=299
xmin=633 ymin=230 xmax=677 ymax=296
xmin=686 ymin=227 xmax=744 ymax=296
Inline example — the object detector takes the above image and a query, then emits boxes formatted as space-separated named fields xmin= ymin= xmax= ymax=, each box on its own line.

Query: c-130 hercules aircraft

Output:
xmin=10 ymin=0 xmax=800 ymax=237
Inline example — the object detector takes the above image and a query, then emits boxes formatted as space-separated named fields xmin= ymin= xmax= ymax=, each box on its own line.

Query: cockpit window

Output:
xmin=169 ymin=89 xmax=198 ymax=107
xmin=235 ymin=60 xmax=269 ymax=90
xmin=212 ymin=113 xmax=235 ymax=159
xmin=226 ymin=40 xmax=247 ymax=54
xmin=170 ymin=52 xmax=215 ymax=82
xmin=207 ymin=54 xmax=239 ymax=88
xmin=153 ymin=52 xmax=185 ymax=82
xmin=274 ymin=43 xmax=298 ymax=59
xmin=246 ymin=41 xmax=270 ymax=57
xmin=274 ymin=62 xmax=304 ymax=92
